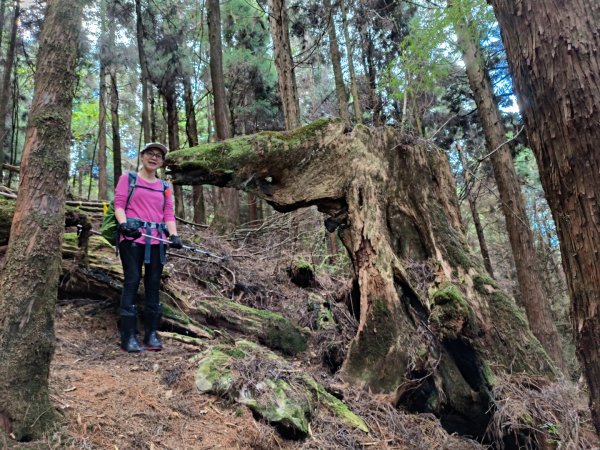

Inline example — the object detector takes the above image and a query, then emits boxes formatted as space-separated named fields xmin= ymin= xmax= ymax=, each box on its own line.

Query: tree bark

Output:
xmin=339 ymin=0 xmax=361 ymax=123
xmin=164 ymin=89 xmax=185 ymax=219
xmin=0 ymin=0 xmax=8 ymax=55
xmin=267 ymin=0 xmax=301 ymax=130
xmin=457 ymin=144 xmax=494 ymax=279
xmin=207 ymin=0 xmax=230 ymax=141
xmin=168 ymin=119 xmax=557 ymax=437
xmin=108 ymin=10 xmax=122 ymax=186
xmin=450 ymin=3 xmax=566 ymax=372
xmin=183 ymin=73 xmax=205 ymax=224
xmin=0 ymin=0 xmax=83 ymax=440
xmin=207 ymin=0 xmax=239 ymax=230
xmin=135 ymin=0 xmax=152 ymax=144
xmin=359 ymin=25 xmax=381 ymax=126
xmin=324 ymin=0 xmax=349 ymax=123
xmin=0 ymin=0 xmax=19 ymax=181
xmin=97 ymin=2 xmax=108 ymax=201
xmin=488 ymin=0 xmax=600 ymax=432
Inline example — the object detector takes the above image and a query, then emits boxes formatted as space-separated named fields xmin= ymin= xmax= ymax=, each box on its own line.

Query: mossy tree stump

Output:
xmin=167 ymin=119 xmax=556 ymax=437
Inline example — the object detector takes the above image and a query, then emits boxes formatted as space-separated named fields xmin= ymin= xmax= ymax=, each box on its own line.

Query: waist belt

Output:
xmin=127 ymin=218 xmax=168 ymax=264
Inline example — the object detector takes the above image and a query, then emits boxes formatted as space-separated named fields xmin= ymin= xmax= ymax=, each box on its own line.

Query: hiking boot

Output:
xmin=120 ymin=315 xmax=143 ymax=353
xmin=143 ymin=310 xmax=163 ymax=351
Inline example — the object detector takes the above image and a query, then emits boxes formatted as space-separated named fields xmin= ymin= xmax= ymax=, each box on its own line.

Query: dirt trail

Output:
xmin=50 ymin=299 xmax=289 ymax=449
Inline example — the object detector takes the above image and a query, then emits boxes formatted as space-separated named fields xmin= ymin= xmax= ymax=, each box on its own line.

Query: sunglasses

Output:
xmin=143 ymin=151 xmax=164 ymax=160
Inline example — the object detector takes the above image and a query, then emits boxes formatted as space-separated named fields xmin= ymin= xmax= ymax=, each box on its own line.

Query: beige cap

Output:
xmin=141 ymin=142 xmax=168 ymax=156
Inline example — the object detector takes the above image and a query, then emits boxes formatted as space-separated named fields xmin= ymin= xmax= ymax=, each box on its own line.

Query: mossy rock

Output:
xmin=307 ymin=293 xmax=336 ymax=330
xmin=240 ymin=378 xmax=311 ymax=439
xmin=194 ymin=347 xmax=236 ymax=393
xmin=193 ymin=340 xmax=368 ymax=438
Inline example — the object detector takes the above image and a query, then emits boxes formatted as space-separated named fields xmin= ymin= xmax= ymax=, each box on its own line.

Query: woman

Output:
xmin=114 ymin=142 xmax=183 ymax=352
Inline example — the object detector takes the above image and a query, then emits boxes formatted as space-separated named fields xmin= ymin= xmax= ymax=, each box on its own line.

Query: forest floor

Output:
xmin=49 ymin=296 xmax=287 ymax=449
xmin=40 ymin=212 xmax=482 ymax=450
xmin=3 ymin=210 xmax=599 ymax=449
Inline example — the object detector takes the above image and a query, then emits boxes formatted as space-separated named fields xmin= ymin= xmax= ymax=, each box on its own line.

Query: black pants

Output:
xmin=119 ymin=240 xmax=163 ymax=317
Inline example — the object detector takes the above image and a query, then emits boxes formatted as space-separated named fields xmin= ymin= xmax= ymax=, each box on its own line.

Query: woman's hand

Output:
xmin=169 ymin=235 xmax=183 ymax=249
xmin=118 ymin=222 xmax=142 ymax=239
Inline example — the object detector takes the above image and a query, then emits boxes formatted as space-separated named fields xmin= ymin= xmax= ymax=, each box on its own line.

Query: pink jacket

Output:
xmin=114 ymin=173 xmax=175 ymax=245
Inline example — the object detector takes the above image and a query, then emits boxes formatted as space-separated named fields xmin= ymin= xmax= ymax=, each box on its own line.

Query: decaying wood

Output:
xmin=166 ymin=118 xmax=557 ymax=437
xmin=58 ymin=232 xmax=308 ymax=357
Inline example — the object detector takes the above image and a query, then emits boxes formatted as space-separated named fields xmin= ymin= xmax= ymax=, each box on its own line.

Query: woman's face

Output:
xmin=141 ymin=149 xmax=164 ymax=171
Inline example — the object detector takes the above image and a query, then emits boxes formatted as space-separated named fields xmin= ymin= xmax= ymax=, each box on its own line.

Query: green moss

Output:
xmin=239 ymin=378 xmax=311 ymax=437
xmin=431 ymin=206 xmax=475 ymax=270
xmin=222 ymin=347 xmax=247 ymax=359
xmin=62 ymin=232 xmax=79 ymax=247
xmin=488 ymin=291 xmax=528 ymax=327
xmin=295 ymin=260 xmax=313 ymax=270
xmin=162 ymin=303 xmax=191 ymax=325
xmin=473 ymin=274 xmax=498 ymax=294
xmin=264 ymin=321 xmax=307 ymax=356
xmin=483 ymin=290 xmax=555 ymax=375
xmin=344 ymin=298 xmax=408 ymax=391
xmin=258 ymin=117 xmax=338 ymax=144
xmin=480 ymin=361 xmax=495 ymax=385
xmin=316 ymin=306 xmax=335 ymax=330
xmin=301 ymin=376 xmax=368 ymax=432
xmin=430 ymin=282 xmax=477 ymax=339
xmin=220 ymin=300 xmax=308 ymax=355
xmin=431 ymin=283 xmax=465 ymax=305
xmin=194 ymin=348 xmax=235 ymax=393
xmin=169 ymin=118 xmax=342 ymax=175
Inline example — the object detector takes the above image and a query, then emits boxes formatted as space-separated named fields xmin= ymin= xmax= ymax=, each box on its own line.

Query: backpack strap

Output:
xmin=125 ymin=172 xmax=138 ymax=211
xmin=161 ymin=180 xmax=169 ymax=211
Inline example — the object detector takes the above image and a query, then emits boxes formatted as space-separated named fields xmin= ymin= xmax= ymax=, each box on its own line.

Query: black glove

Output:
xmin=118 ymin=222 xmax=142 ymax=239
xmin=169 ymin=235 xmax=183 ymax=249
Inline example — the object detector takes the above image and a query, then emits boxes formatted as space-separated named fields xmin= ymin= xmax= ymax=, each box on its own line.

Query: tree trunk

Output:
xmin=324 ymin=0 xmax=349 ymax=123
xmin=267 ymin=0 xmax=301 ymax=130
xmin=207 ymin=0 xmax=230 ymax=141
xmin=168 ymin=119 xmax=557 ymax=436
xmin=0 ymin=0 xmax=19 ymax=181
xmin=207 ymin=0 xmax=239 ymax=230
xmin=7 ymin=61 xmax=19 ymax=189
xmin=458 ymin=144 xmax=494 ymax=278
xmin=164 ymin=89 xmax=185 ymax=219
xmin=450 ymin=3 xmax=566 ymax=372
xmin=488 ymin=0 xmax=600 ymax=432
xmin=97 ymin=38 xmax=108 ymax=199
xmin=0 ymin=0 xmax=8 ymax=55
xmin=360 ymin=26 xmax=381 ymax=126
xmin=135 ymin=0 xmax=151 ymax=144
xmin=339 ymin=0 xmax=361 ymax=123
xmin=108 ymin=12 xmax=121 ymax=186
xmin=183 ymin=73 xmax=205 ymax=224
xmin=247 ymin=193 xmax=258 ymax=223
xmin=0 ymin=0 xmax=83 ymax=440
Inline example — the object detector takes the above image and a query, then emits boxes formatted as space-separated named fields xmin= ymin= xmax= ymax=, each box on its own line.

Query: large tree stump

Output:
xmin=167 ymin=119 xmax=556 ymax=436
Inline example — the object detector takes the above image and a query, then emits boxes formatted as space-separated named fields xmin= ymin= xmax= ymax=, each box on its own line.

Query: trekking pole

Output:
xmin=139 ymin=233 xmax=230 ymax=261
